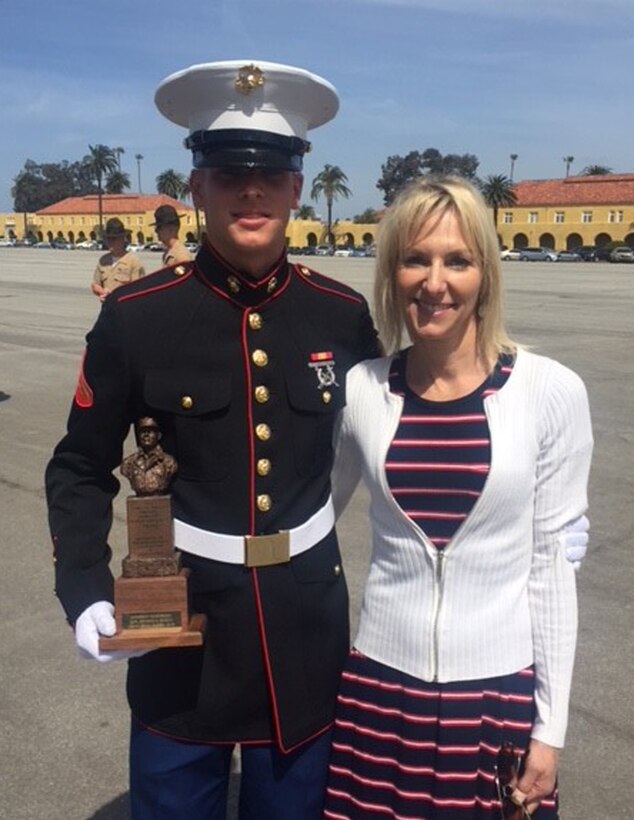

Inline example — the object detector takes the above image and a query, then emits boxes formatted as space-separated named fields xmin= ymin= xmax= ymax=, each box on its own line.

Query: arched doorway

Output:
xmin=513 ymin=233 xmax=528 ymax=249
xmin=566 ymin=233 xmax=582 ymax=250
xmin=595 ymin=232 xmax=611 ymax=247
xmin=624 ymin=233 xmax=634 ymax=249
xmin=539 ymin=233 xmax=555 ymax=249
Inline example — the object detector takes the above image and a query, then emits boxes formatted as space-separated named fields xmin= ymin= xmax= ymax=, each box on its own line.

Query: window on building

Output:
xmin=608 ymin=210 xmax=624 ymax=223
xmin=554 ymin=212 xmax=565 ymax=223
xmin=582 ymin=211 xmax=593 ymax=223
xmin=60 ymin=217 xmax=65 ymax=224
xmin=80 ymin=217 xmax=85 ymax=225
xmin=126 ymin=216 xmax=131 ymax=225
xmin=138 ymin=217 xmax=143 ymax=225
xmin=503 ymin=212 xmax=513 ymax=224
xmin=528 ymin=212 xmax=538 ymax=224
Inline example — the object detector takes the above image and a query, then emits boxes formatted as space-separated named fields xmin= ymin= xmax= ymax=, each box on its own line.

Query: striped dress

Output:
xmin=324 ymin=350 xmax=559 ymax=820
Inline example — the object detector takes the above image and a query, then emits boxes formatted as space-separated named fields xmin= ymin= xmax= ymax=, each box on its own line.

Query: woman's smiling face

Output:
xmin=396 ymin=208 xmax=482 ymax=349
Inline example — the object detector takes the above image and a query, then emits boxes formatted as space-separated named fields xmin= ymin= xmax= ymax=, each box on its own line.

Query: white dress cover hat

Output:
xmin=155 ymin=60 xmax=339 ymax=171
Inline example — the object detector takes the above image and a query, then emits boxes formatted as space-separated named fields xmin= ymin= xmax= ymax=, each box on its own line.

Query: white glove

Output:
xmin=74 ymin=601 xmax=147 ymax=662
xmin=563 ymin=515 xmax=590 ymax=571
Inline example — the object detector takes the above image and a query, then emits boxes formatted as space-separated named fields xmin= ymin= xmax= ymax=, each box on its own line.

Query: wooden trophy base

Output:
xmin=99 ymin=569 xmax=206 ymax=652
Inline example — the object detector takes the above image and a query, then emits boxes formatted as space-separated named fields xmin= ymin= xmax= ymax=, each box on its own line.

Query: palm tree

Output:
xmin=114 ymin=147 xmax=125 ymax=171
xmin=563 ymin=155 xmax=575 ymax=178
xmin=581 ymin=164 xmax=612 ymax=176
xmin=294 ymin=204 xmax=317 ymax=220
xmin=86 ymin=144 xmax=118 ymax=237
xmin=105 ymin=170 xmax=131 ymax=194
xmin=310 ymin=165 xmax=352 ymax=246
xmin=156 ymin=169 xmax=188 ymax=199
xmin=480 ymin=174 xmax=517 ymax=229
xmin=156 ymin=170 xmax=201 ymax=242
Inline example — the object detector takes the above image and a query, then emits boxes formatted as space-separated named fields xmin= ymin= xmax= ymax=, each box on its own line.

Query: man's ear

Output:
xmin=292 ymin=173 xmax=304 ymax=209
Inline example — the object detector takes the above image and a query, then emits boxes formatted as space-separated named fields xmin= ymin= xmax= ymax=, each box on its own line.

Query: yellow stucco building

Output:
xmin=0 ymin=194 xmax=377 ymax=249
xmin=497 ymin=174 xmax=634 ymax=250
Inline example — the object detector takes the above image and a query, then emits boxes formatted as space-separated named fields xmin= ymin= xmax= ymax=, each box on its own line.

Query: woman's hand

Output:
xmin=516 ymin=739 xmax=559 ymax=814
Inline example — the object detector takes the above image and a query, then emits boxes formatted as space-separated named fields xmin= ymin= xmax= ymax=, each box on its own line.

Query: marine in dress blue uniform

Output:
xmin=46 ymin=60 xmax=379 ymax=819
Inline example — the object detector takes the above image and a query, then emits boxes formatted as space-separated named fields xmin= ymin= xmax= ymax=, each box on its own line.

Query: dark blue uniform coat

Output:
xmin=46 ymin=243 xmax=379 ymax=750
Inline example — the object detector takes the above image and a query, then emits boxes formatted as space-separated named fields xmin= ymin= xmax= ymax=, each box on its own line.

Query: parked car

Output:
xmin=144 ymin=242 xmax=163 ymax=252
xmin=573 ymin=246 xmax=597 ymax=262
xmin=0 ymin=238 xmax=15 ymax=247
xmin=315 ymin=244 xmax=334 ymax=256
xmin=76 ymin=239 xmax=99 ymax=250
xmin=126 ymin=243 xmax=144 ymax=253
xmin=593 ymin=246 xmax=613 ymax=262
xmin=500 ymin=248 xmax=521 ymax=261
xmin=333 ymin=247 xmax=354 ymax=257
xmin=34 ymin=241 xmax=53 ymax=249
xmin=184 ymin=242 xmax=199 ymax=253
xmin=556 ymin=250 xmax=582 ymax=262
xmin=609 ymin=246 xmax=634 ymax=263
xmin=299 ymin=246 xmax=317 ymax=256
xmin=518 ymin=247 xmax=558 ymax=262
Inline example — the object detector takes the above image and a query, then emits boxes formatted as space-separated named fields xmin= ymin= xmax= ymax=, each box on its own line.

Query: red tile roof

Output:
xmin=37 ymin=194 xmax=194 ymax=216
xmin=513 ymin=174 xmax=634 ymax=207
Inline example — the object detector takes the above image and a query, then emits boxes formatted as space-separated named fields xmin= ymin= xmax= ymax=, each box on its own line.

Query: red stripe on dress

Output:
xmin=391 ymin=438 xmax=489 ymax=448
xmin=336 ymin=696 xmax=532 ymax=731
xmin=331 ymin=743 xmax=494 ymax=781
xmin=399 ymin=414 xmax=486 ymax=423
xmin=385 ymin=462 xmax=490 ymax=473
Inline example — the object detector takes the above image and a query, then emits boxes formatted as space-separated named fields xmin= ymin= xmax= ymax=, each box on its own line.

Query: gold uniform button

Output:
xmin=257 ymin=458 xmax=271 ymax=476
xmin=322 ymin=391 xmax=332 ymax=404
xmin=256 ymin=424 xmax=271 ymax=441
xmin=252 ymin=349 xmax=269 ymax=367
xmin=254 ymin=385 xmax=270 ymax=403
xmin=174 ymin=265 xmax=186 ymax=276
xmin=227 ymin=275 xmax=240 ymax=293
xmin=181 ymin=395 xmax=193 ymax=410
xmin=334 ymin=564 xmax=342 ymax=576
xmin=249 ymin=313 xmax=263 ymax=331
xmin=257 ymin=494 xmax=272 ymax=512
xmin=300 ymin=266 xmax=310 ymax=276
xmin=267 ymin=276 xmax=278 ymax=293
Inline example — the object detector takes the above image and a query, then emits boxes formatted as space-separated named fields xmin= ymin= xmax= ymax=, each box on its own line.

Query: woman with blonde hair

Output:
xmin=325 ymin=176 xmax=592 ymax=819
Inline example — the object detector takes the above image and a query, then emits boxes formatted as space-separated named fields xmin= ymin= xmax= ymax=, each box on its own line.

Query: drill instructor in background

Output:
xmin=151 ymin=204 xmax=193 ymax=267
xmin=91 ymin=217 xmax=145 ymax=301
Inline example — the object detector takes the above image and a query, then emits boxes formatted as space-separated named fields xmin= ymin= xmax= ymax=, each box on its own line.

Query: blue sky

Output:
xmin=2 ymin=0 xmax=633 ymax=219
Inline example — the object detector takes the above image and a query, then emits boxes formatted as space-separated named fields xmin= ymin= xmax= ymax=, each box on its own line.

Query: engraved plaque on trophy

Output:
xmin=99 ymin=417 xmax=206 ymax=651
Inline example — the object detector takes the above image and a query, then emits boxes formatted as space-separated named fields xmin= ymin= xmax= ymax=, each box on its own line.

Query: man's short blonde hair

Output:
xmin=374 ymin=175 xmax=516 ymax=363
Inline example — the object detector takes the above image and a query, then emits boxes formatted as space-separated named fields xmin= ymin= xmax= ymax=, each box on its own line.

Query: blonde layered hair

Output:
xmin=374 ymin=176 xmax=517 ymax=364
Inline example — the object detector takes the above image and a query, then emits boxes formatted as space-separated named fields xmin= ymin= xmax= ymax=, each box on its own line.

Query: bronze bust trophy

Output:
xmin=99 ymin=418 xmax=206 ymax=651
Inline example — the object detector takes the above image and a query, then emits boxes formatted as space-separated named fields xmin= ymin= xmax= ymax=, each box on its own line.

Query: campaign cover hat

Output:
xmin=104 ymin=217 xmax=126 ymax=237
xmin=154 ymin=60 xmax=339 ymax=171
xmin=151 ymin=205 xmax=182 ymax=228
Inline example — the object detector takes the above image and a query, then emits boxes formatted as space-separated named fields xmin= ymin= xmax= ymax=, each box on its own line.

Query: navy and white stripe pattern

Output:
xmin=325 ymin=352 xmax=559 ymax=819
xmin=385 ymin=351 xmax=514 ymax=548
xmin=325 ymin=651 xmax=558 ymax=819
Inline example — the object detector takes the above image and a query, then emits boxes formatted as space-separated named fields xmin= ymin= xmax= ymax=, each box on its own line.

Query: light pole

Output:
xmin=135 ymin=153 xmax=144 ymax=193
xmin=509 ymin=153 xmax=518 ymax=182
xmin=563 ymin=155 xmax=574 ymax=178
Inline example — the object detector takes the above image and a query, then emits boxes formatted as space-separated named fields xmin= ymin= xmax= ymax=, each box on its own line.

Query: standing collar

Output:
xmin=194 ymin=240 xmax=290 ymax=307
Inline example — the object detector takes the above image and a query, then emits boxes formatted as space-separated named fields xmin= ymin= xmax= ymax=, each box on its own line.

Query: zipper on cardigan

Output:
xmin=431 ymin=549 xmax=445 ymax=682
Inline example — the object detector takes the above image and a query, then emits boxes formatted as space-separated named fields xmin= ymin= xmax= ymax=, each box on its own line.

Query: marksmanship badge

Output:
xmin=308 ymin=351 xmax=339 ymax=389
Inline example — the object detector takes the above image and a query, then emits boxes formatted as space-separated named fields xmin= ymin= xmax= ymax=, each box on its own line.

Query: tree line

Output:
xmin=10 ymin=144 xmax=615 ymax=235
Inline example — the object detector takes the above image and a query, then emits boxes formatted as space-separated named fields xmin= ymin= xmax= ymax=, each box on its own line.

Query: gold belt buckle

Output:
xmin=244 ymin=532 xmax=291 ymax=567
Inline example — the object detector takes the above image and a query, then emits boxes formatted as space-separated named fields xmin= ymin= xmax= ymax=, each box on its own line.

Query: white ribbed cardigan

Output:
xmin=332 ymin=348 xmax=593 ymax=747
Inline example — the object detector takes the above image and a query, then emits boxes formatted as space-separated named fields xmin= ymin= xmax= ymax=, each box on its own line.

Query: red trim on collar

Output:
xmin=205 ymin=240 xmax=286 ymax=291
